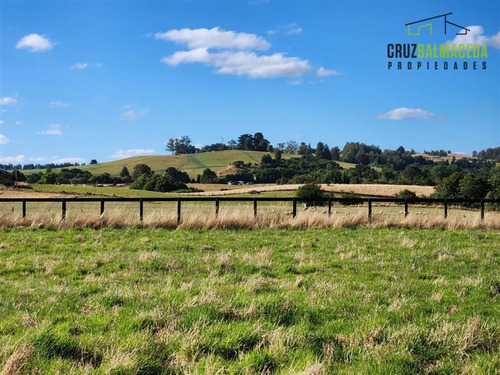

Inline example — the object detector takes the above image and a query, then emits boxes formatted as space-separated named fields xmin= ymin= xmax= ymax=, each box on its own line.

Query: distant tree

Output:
xmin=486 ymin=168 xmax=500 ymax=205
xmin=433 ymin=172 xmax=463 ymax=199
xmin=90 ymin=173 xmax=113 ymax=184
xmin=119 ymin=166 xmax=130 ymax=178
xmin=200 ymin=168 xmax=218 ymax=183
xmin=90 ymin=159 xmax=98 ymax=165
xmin=237 ymin=134 xmax=254 ymax=150
xmin=400 ymin=165 xmax=431 ymax=185
xmin=276 ymin=142 xmax=285 ymax=151
xmin=227 ymin=139 xmax=237 ymax=150
xmin=132 ymin=164 xmax=152 ymax=180
xmin=40 ymin=171 xmax=57 ymax=184
xmin=165 ymin=167 xmax=190 ymax=183
xmin=316 ymin=142 xmax=332 ymax=160
xmin=330 ymin=146 xmax=341 ymax=161
xmin=165 ymin=136 xmax=197 ymax=155
xmin=11 ymin=169 xmax=27 ymax=183
xmin=459 ymin=174 xmax=490 ymax=199
xmin=285 ymin=140 xmax=299 ymax=154
xmin=27 ymin=172 xmax=43 ymax=184
xmin=274 ymin=149 xmax=282 ymax=161
xmin=298 ymin=142 xmax=313 ymax=156
xmin=430 ymin=164 xmax=455 ymax=185
xmin=253 ymin=132 xmax=270 ymax=151
xmin=260 ymin=154 xmax=273 ymax=165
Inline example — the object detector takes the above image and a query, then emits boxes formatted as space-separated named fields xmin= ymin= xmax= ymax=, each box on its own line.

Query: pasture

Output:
xmin=23 ymin=151 xmax=351 ymax=179
xmin=1 ymin=228 xmax=499 ymax=374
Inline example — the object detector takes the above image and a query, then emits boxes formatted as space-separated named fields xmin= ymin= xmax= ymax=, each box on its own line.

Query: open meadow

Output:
xmin=1 ymin=228 xmax=499 ymax=374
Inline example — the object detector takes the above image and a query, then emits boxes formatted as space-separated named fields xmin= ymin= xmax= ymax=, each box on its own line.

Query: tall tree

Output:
xmin=165 ymin=136 xmax=196 ymax=155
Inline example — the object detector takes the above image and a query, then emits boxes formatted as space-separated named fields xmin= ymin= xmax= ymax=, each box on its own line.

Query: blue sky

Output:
xmin=1 ymin=0 xmax=499 ymax=165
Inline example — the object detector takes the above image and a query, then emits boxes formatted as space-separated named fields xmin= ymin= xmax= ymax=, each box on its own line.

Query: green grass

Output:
xmin=1 ymin=228 xmax=499 ymax=373
xmin=30 ymin=184 xmax=182 ymax=198
xmin=24 ymin=151 xmax=356 ymax=179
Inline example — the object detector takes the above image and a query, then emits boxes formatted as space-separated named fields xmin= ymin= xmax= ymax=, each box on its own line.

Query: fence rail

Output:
xmin=1 ymin=197 xmax=499 ymax=222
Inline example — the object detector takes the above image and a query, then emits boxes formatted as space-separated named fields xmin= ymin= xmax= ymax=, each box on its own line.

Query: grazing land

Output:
xmin=24 ymin=151 xmax=356 ymax=179
xmin=1 ymin=228 xmax=499 ymax=374
xmin=25 ymin=182 xmax=433 ymax=199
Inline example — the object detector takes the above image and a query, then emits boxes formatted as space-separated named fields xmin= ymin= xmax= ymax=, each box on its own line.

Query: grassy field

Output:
xmin=1 ymin=228 xmax=499 ymax=374
xmin=26 ymin=182 xmax=433 ymax=200
xmin=30 ymin=184 xmax=181 ymax=198
xmin=23 ymin=151 xmax=357 ymax=179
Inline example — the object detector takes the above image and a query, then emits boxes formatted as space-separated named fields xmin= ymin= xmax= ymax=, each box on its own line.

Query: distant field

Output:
xmin=22 ymin=151 xmax=355 ymax=179
xmin=24 ymin=183 xmax=434 ymax=199
xmin=1 ymin=228 xmax=499 ymax=373
xmin=185 ymin=183 xmax=435 ymax=198
xmin=29 ymin=184 xmax=179 ymax=198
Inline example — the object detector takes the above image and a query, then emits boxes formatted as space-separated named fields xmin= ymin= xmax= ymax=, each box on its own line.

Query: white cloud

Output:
xmin=155 ymin=27 xmax=270 ymax=50
xmin=50 ymin=101 xmax=71 ymax=108
xmin=268 ymin=23 xmax=303 ymax=36
xmin=448 ymin=26 xmax=500 ymax=49
xmin=95 ymin=62 xmax=104 ymax=68
xmin=16 ymin=34 xmax=54 ymax=52
xmin=111 ymin=149 xmax=155 ymax=159
xmin=287 ymin=79 xmax=303 ymax=86
xmin=158 ymin=27 xmax=338 ymax=80
xmin=29 ymin=157 xmax=48 ymax=162
xmin=120 ymin=107 xmax=149 ymax=121
xmin=15 ymin=121 xmax=23 ymax=126
xmin=377 ymin=107 xmax=435 ymax=120
xmin=0 ymin=134 xmax=9 ymax=144
xmin=0 ymin=155 xmax=24 ymax=163
xmin=317 ymin=67 xmax=339 ymax=77
xmin=0 ymin=120 xmax=3 ymax=125
xmin=37 ymin=124 xmax=62 ymax=135
xmin=163 ymin=49 xmax=312 ymax=78
xmin=51 ymin=157 xmax=85 ymax=164
xmin=71 ymin=62 xmax=89 ymax=69
xmin=0 ymin=96 xmax=17 ymax=106
xmin=28 ymin=156 xmax=84 ymax=164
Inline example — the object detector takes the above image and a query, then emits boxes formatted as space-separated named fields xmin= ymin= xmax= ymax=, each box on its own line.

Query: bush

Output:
xmin=296 ymin=183 xmax=325 ymax=205
xmin=397 ymin=189 xmax=417 ymax=199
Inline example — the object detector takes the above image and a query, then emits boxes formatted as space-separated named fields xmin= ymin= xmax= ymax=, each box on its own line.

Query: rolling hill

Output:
xmin=24 ymin=151 xmax=357 ymax=178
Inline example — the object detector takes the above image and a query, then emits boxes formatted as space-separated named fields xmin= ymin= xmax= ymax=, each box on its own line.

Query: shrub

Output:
xmin=296 ymin=183 xmax=325 ymax=206
xmin=397 ymin=189 xmax=417 ymax=199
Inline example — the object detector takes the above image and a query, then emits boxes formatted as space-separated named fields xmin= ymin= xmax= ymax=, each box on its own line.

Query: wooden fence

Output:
xmin=0 ymin=197 xmax=499 ymax=223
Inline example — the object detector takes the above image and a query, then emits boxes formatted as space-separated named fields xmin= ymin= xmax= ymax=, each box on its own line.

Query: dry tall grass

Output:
xmin=0 ymin=204 xmax=498 ymax=230
xmin=0 ymin=345 xmax=33 ymax=375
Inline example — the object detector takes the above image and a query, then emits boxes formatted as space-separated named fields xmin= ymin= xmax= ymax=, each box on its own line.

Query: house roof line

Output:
xmin=405 ymin=12 xmax=453 ymax=26
xmin=446 ymin=21 xmax=470 ymax=32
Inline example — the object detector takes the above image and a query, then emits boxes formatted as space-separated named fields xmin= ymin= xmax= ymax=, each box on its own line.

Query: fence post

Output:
xmin=215 ymin=198 xmax=219 ymax=217
xmin=368 ymin=199 xmax=372 ymax=219
xmin=100 ymin=199 xmax=105 ymax=216
xmin=177 ymin=199 xmax=181 ymax=225
xmin=292 ymin=198 xmax=297 ymax=218
xmin=444 ymin=199 xmax=448 ymax=219
xmin=139 ymin=199 xmax=144 ymax=221
xmin=404 ymin=199 xmax=408 ymax=218
xmin=22 ymin=199 xmax=26 ymax=218
xmin=481 ymin=199 xmax=484 ymax=220
xmin=328 ymin=198 xmax=332 ymax=217
xmin=61 ymin=199 xmax=66 ymax=220
xmin=253 ymin=198 xmax=257 ymax=218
